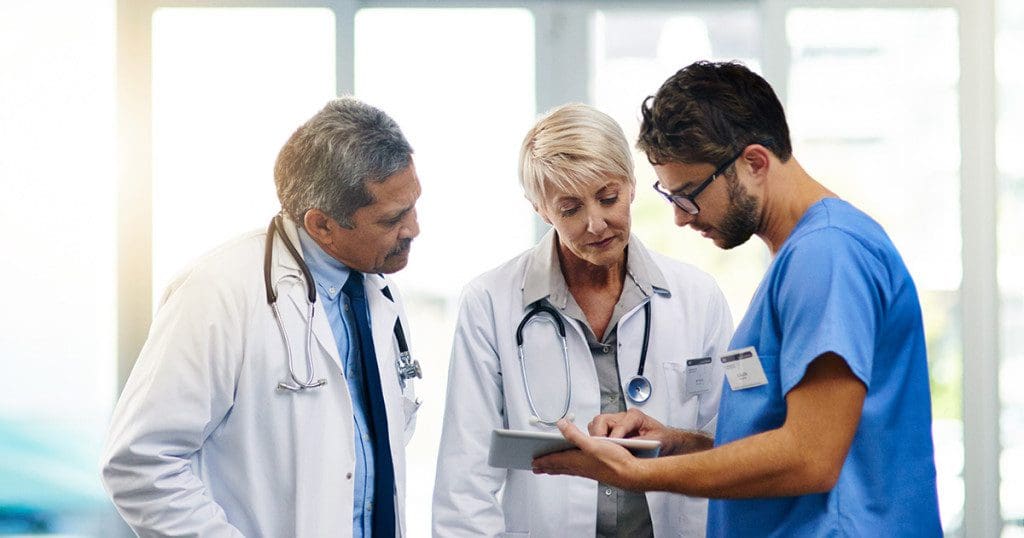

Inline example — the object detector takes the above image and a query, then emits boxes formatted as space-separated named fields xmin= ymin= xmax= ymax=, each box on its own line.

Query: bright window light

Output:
xmin=355 ymin=8 xmax=536 ymax=535
xmin=151 ymin=7 xmax=336 ymax=302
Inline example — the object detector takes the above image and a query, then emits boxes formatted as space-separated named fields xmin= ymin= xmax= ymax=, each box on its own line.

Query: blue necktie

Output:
xmin=342 ymin=271 xmax=396 ymax=537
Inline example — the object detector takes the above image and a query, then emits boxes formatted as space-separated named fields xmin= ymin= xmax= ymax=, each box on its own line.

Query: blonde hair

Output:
xmin=518 ymin=103 xmax=635 ymax=207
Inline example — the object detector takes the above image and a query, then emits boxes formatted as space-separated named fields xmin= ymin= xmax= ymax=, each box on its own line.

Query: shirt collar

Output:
xmin=296 ymin=226 xmax=351 ymax=301
xmin=522 ymin=228 xmax=671 ymax=308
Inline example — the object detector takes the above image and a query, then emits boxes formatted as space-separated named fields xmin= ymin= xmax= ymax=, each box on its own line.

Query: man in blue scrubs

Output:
xmin=534 ymin=61 xmax=942 ymax=536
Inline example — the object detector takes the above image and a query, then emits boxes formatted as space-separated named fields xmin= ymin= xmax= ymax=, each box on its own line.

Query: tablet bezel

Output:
xmin=487 ymin=428 xmax=661 ymax=470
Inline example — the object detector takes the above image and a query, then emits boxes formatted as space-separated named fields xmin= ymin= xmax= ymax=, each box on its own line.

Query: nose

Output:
xmin=401 ymin=208 xmax=420 ymax=239
xmin=673 ymin=205 xmax=696 ymax=227
xmin=586 ymin=211 xmax=607 ymax=235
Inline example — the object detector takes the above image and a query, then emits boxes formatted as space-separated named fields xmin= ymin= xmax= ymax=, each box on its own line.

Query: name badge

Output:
xmin=720 ymin=347 xmax=768 ymax=390
xmin=685 ymin=357 xmax=713 ymax=396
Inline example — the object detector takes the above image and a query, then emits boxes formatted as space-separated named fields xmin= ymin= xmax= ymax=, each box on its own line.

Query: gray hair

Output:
xmin=274 ymin=97 xmax=413 ymax=228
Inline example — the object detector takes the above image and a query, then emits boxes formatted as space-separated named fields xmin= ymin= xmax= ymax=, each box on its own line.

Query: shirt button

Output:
xmin=329 ymin=286 xmax=337 ymax=294
xmin=604 ymin=488 xmax=613 ymax=496
xmin=343 ymin=303 xmax=349 ymax=312
xmin=363 ymin=434 xmax=370 ymax=441
xmin=346 ymin=472 xmax=353 ymax=479
xmin=601 ymin=345 xmax=611 ymax=354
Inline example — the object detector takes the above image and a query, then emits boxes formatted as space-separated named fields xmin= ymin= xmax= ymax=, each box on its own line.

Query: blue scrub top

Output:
xmin=708 ymin=198 xmax=941 ymax=537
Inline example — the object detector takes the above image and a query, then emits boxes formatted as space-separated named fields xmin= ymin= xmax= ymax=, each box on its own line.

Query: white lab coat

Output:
xmin=101 ymin=218 xmax=419 ymax=538
xmin=433 ymin=235 xmax=733 ymax=538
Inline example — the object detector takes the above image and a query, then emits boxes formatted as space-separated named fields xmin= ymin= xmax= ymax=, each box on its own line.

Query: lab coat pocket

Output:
xmin=661 ymin=362 xmax=701 ymax=429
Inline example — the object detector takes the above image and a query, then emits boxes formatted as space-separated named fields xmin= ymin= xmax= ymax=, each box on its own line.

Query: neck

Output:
xmin=556 ymin=240 xmax=627 ymax=293
xmin=756 ymin=158 xmax=836 ymax=255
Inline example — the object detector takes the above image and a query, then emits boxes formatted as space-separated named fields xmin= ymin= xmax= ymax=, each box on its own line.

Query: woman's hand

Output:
xmin=589 ymin=409 xmax=713 ymax=456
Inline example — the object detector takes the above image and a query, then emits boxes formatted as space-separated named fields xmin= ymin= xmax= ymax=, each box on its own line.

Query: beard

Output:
xmin=715 ymin=174 xmax=759 ymax=250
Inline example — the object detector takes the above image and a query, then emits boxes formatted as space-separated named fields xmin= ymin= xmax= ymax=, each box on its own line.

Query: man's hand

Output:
xmin=531 ymin=419 xmax=647 ymax=490
xmin=589 ymin=409 xmax=713 ymax=456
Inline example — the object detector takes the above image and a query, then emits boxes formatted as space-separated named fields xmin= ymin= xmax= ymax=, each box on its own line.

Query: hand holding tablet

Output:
xmin=488 ymin=428 xmax=661 ymax=470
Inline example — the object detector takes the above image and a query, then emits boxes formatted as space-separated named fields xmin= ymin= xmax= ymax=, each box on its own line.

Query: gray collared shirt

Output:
xmin=522 ymin=229 xmax=668 ymax=538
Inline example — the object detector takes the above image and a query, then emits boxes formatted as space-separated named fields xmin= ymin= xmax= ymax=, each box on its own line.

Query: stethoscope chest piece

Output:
xmin=626 ymin=375 xmax=652 ymax=403
xmin=625 ymin=300 xmax=655 ymax=404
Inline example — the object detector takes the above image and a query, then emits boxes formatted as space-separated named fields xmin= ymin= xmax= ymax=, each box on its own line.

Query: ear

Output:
xmin=742 ymin=144 xmax=772 ymax=186
xmin=303 ymin=209 xmax=335 ymax=244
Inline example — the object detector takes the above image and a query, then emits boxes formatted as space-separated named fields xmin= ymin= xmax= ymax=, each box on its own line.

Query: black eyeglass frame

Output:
xmin=652 ymin=148 xmax=746 ymax=215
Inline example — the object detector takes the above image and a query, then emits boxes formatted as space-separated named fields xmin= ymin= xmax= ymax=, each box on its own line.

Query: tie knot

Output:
xmin=342 ymin=270 xmax=365 ymax=300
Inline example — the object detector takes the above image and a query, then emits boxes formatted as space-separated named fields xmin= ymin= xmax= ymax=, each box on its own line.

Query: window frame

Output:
xmin=116 ymin=1 xmax=999 ymax=536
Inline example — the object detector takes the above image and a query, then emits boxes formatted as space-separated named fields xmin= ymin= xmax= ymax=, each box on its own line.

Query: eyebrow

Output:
xmin=669 ymin=182 xmax=696 ymax=196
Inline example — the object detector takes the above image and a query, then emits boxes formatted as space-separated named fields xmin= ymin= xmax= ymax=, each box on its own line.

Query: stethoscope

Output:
xmin=263 ymin=214 xmax=422 ymax=392
xmin=515 ymin=300 xmax=653 ymax=426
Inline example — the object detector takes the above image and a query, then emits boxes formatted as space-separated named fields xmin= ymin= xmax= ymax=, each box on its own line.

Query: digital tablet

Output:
xmin=487 ymin=428 xmax=661 ymax=470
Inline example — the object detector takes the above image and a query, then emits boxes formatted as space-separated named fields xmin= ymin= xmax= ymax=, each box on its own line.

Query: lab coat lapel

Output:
xmin=366 ymin=273 xmax=400 ymax=393
xmin=274 ymin=218 xmax=344 ymax=373
xmin=365 ymin=272 xmax=408 ymax=515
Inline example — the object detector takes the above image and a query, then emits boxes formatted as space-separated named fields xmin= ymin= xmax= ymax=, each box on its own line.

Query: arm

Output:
xmin=100 ymin=268 xmax=246 ymax=537
xmin=432 ymin=283 xmax=509 ymax=537
xmin=536 ymin=352 xmax=865 ymax=498
xmin=540 ymin=231 xmax=881 ymax=498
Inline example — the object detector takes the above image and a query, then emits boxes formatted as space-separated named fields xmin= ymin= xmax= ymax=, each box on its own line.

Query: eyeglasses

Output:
xmin=652 ymin=148 xmax=745 ymax=215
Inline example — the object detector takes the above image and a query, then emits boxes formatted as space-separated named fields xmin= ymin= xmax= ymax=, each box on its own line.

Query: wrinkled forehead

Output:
xmin=540 ymin=173 xmax=631 ymax=204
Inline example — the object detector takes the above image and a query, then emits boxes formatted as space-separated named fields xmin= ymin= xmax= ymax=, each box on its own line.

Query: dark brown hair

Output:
xmin=638 ymin=61 xmax=792 ymax=166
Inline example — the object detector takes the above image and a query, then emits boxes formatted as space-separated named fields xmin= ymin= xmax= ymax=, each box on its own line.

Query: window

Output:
xmin=592 ymin=6 xmax=766 ymax=320
xmin=0 ymin=0 xmax=120 ymax=533
xmin=151 ymin=7 xmax=336 ymax=299
xmin=786 ymin=7 xmax=963 ymax=532
xmin=354 ymin=8 xmax=536 ymax=533
xmin=997 ymin=0 xmax=1024 ymax=535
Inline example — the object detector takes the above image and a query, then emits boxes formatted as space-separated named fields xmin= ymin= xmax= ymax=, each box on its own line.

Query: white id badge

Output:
xmin=685 ymin=357 xmax=713 ymax=397
xmin=720 ymin=347 xmax=768 ymax=390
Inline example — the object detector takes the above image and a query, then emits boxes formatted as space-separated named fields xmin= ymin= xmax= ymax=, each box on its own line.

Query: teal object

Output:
xmin=0 ymin=418 xmax=108 ymax=511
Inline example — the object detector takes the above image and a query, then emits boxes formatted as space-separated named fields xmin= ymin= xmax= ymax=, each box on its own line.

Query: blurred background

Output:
xmin=0 ymin=0 xmax=1019 ymax=536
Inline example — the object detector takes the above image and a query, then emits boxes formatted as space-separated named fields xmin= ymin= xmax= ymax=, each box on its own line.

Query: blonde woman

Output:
xmin=432 ymin=104 xmax=733 ymax=537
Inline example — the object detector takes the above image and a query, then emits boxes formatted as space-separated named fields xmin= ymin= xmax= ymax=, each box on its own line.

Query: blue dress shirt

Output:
xmin=297 ymin=228 xmax=376 ymax=537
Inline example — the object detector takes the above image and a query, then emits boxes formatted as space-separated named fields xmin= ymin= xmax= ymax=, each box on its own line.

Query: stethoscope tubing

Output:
xmin=266 ymin=216 xmax=326 ymax=391
xmin=516 ymin=305 xmax=573 ymax=426
xmin=516 ymin=300 xmax=653 ymax=425
xmin=264 ymin=214 xmax=419 ymax=392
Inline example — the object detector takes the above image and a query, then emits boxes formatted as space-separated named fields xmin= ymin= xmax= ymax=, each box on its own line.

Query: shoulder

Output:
xmin=785 ymin=199 xmax=895 ymax=261
xmin=644 ymin=248 xmax=725 ymax=305
xmin=460 ymin=248 xmax=532 ymax=298
xmin=159 ymin=230 xmax=265 ymax=305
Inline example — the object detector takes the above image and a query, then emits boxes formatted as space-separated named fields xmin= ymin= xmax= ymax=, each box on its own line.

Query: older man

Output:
xmin=535 ymin=61 xmax=942 ymax=537
xmin=101 ymin=97 xmax=422 ymax=537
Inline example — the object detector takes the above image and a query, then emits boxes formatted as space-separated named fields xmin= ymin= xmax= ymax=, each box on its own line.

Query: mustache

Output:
xmin=387 ymin=239 xmax=413 ymax=257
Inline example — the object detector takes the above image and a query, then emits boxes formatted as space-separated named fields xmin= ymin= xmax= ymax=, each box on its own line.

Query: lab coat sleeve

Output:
xmin=432 ymin=282 xmax=509 ymax=537
xmin=100 ymin=266 xmax=247 ymax=538
xmin=698 ymin=283 xmax=733 ymax=435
